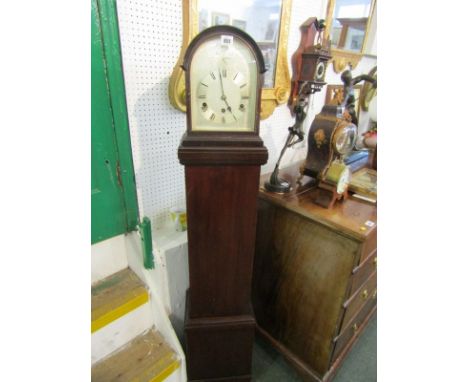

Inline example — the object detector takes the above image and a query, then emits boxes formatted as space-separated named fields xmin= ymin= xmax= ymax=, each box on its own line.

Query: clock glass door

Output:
xmin=190 ymin=34 xmax=258 ymax=132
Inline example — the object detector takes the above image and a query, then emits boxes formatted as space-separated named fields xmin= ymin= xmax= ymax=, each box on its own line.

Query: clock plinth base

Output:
xmin=184 ymin=292 xmax=255 ymax=382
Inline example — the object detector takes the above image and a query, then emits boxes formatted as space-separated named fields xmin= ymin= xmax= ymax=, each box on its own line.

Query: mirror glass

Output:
xmin=198 ymin=0 xmax=282 ymax=88
xmin=329 ymin=0 xmax=372 ymax=52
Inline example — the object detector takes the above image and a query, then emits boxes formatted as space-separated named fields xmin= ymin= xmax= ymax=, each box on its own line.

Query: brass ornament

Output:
xmin=331 ymin=51 xmax=362 ymax=73
xmin=330 ymin=87 xmax=344 ymax=105
xmin=260 ymin=99 xmax=277 ymax=120
xmin=322 ymin=160 xmax=348 ymax=183
xmin=168 ymin=0 xmax=292 ymax=120
xmin=275 ymin=86 xmax=289 ymax=104
xmin=314 ymin=129 xmax=327 ymax=148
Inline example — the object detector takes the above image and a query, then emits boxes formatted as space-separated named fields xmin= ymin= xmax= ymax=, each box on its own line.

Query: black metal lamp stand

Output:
xmin=264 ymin=84 xmax=315 ymax=193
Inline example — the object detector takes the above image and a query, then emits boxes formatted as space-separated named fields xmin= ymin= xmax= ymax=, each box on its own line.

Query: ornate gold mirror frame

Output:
xmin=324 ymin=0 xmax=376 ymax=73
xmin=168 ymin=0 xmax=292 ymax=120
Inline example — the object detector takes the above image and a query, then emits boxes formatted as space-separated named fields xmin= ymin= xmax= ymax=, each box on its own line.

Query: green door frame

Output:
xmin=92 ymin=0 xmax=139 ymax=241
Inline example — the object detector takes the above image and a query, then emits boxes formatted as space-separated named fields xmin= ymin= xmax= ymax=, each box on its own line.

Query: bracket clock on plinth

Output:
xmin=303 ymin=104 xmax=357 ymax=208
xmin=178 ymin=26 xmax=268 ymax=381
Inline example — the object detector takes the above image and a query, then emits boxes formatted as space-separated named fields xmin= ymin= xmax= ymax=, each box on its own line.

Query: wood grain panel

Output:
xmin=252 ymin=199 xmax=360 ymax=375
xmin=185 ymin=165 xmax=261 ymax=318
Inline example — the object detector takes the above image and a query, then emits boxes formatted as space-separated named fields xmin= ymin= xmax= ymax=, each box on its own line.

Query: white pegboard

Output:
xmin=117 ymin=0 xmax=187 ymax=229
xmin=116 ymin=0 xmax=376 ymax=229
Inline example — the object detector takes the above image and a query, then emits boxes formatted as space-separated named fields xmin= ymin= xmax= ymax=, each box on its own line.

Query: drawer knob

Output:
xmin=352 ymin=323 xmax=359 ymax=333
xmin=361 ymin=289 xmax=369 ymax=300
xmin=373 ymin=257 xmax=377 ymax=267
xmin=372 ymin=289 xmax=377 ymax=299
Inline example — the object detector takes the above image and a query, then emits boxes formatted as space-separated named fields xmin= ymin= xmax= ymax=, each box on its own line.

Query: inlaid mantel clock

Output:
xmin=178 ymin=25 xmax=268 ymax=381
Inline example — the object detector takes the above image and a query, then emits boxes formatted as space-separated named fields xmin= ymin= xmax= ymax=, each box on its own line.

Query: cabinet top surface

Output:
xmin=259 ymin=162 xmax=377 ymax=241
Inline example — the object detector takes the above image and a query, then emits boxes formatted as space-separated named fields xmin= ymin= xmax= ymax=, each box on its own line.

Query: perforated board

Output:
xmin=116 ymin=0 xmax=376 ymax=229
xmin=117 ymin=0 xmax=187 ymax=228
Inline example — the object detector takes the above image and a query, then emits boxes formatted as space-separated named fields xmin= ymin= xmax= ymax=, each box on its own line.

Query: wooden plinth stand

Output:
xmin=179 ymin=143 xmax=267 ymax=381
xmin=184 ymin=291 xmax=256 ymax=382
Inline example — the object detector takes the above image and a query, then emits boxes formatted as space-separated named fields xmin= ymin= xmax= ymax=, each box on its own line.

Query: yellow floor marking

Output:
xmin=91 ymin=291 xmax=148 ymax=333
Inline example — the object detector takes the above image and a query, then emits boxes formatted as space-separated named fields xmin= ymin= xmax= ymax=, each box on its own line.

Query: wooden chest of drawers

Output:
xmin=252 ymin=163 xmax=377 ymax=382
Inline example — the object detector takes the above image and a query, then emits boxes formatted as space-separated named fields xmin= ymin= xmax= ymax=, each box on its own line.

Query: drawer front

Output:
xmin=359 ymin=228 xmax=377 ymax=265
xmin=349 ymin=250 xmax=377 ymax=296
xmin=341 ymin=272 xmax=377 ymax=331
xmin=331 ymin=294 xmax=377 ymax=364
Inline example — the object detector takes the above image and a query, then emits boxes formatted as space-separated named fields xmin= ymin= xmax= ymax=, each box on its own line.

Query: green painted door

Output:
xmin=92 ymin=0 xmax=138 ymax=244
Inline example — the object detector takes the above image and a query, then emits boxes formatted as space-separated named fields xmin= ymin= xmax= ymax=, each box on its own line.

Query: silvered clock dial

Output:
xmin=189 ymin=33 xmax=258 ymax=132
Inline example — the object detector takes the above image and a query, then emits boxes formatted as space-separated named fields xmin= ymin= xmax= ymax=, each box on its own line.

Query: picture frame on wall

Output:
xmin=211 ymin=12 xmax=230 ymax=26
xmin=326 ymin=84 xmax=363 ymax=119
xmin=232 ymin=19 xmax=247 ymax=31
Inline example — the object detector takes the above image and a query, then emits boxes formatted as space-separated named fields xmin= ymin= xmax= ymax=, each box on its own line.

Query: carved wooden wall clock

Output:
xmin=178 ymin=25 xmax=268 ymax=382
xmin=287 ymin=17 xmax=332 ymax=112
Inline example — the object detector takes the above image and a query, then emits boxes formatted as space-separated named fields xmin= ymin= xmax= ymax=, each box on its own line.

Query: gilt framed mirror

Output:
xmin=169 ymin=0 xmax=292 ymax=120
xmin=325 ymin=0 xmax=376 ymax=73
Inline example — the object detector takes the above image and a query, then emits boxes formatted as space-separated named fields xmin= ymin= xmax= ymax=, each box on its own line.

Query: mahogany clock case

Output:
xmin=179 ymin=26 xmax=268 ymax=381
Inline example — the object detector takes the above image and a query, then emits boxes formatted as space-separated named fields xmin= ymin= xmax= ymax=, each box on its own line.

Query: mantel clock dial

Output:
xmin=332 ymin=120 xmax=357 ymax=156
xmin=314 ymin=60 xmax=326 ymax=81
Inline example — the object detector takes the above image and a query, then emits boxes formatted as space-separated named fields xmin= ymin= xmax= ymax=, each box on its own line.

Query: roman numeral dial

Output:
xmin=189 ymin=34 xmax=257 ymax=132
xmin=196 ymin=68 xmax=250 ymax=126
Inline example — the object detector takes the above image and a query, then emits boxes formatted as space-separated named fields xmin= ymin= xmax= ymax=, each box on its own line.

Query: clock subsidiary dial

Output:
xmin=190 ymin=34 xmax=257 ymax=132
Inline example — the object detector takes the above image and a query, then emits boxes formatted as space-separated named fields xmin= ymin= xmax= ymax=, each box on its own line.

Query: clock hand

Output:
xmin=218 ymin=68 xmax=227 ymax=99
xmin=218 ymin=68 xmax=237 ymax=121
